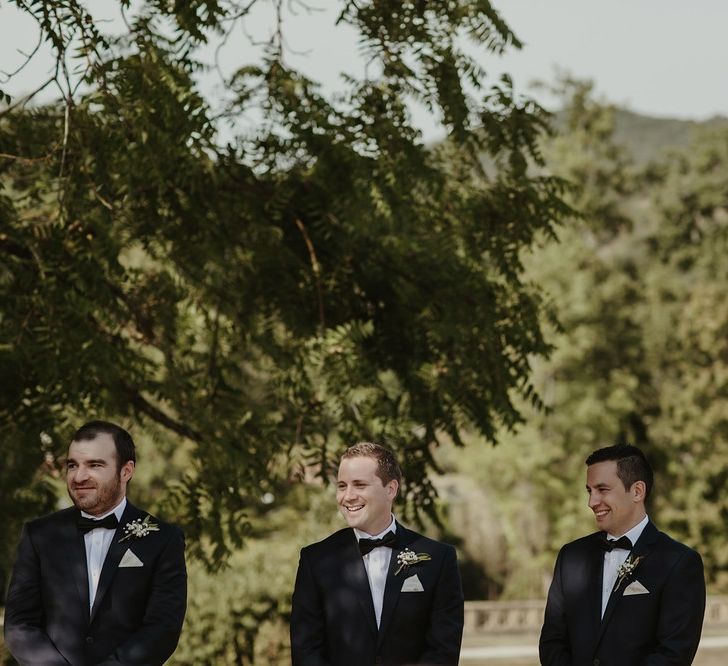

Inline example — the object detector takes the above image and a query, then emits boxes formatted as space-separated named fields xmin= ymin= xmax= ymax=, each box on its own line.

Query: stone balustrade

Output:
xmin=704 ymin=596 xmax=728 ymax=626
xmin=464 ymin=596 xmax=728 ymax=635
xmin=464 ymin=599 xmax=545 ymax=635
xmin=3 ymin=596 xmax=728 ymax=636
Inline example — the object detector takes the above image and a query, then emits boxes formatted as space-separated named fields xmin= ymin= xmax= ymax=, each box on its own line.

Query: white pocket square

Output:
xmin=118 ymin=549 xmax=144 ymax=568
xmin=401 ymin=574 xmax=424 ymax=592
xmin=623 ymin=580 xmax=649 ymax=596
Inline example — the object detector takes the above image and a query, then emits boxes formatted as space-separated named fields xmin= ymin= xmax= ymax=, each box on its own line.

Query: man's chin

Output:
xmin=70 ymin=494 xmax=96 ymax=511
xmin=341 ymin=509 xmax=365 ymax=528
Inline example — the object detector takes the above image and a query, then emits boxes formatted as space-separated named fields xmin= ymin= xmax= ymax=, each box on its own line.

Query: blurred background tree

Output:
xmin=437 ymin=79 xmax=728 ymax=601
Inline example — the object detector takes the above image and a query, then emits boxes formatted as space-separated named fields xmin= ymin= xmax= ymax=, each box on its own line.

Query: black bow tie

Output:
xmin=600 ymin=534 xmax=632 ymax=552
xmin=358 ymin=531 xmax=396 ymax=556
xmin=77 ymin=514 xmax=119 ymax=534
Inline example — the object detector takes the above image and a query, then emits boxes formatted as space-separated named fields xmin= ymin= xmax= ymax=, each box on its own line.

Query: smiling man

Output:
xmin=539 ymin=444 xmax=706 ymax=666
xmin=290 ymin=442 xmax=464 ymax=666
xmin=4 ymin=420 xmax=187 ymax=665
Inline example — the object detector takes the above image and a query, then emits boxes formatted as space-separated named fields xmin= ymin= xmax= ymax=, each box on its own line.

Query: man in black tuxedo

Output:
xmin=539 ymin=444 xmax=705 ymax=666
xmin=290 ymin=442 xmax=463 ymax=666
xmin=4 ymin=420 xmax=187 ymax=665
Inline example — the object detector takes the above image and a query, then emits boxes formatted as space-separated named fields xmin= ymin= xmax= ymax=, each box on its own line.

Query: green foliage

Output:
xmin=0 ymin=0 xmax=567 ymax=580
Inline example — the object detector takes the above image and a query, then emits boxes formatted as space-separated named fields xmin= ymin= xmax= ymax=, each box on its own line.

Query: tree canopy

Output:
xmin=1 ymin=0 xmax=569 ymax=568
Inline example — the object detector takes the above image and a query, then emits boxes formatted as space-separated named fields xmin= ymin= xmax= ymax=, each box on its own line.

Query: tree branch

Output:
xmin=0 ymin=31 xmax=44 ymax=82
xmin=0 ymin=74 xmax=58 ymax=118
xmin=124 ymin=386 xmax=204 ymax=443
xmin=294 ymin=217 xmax=325 ymax=330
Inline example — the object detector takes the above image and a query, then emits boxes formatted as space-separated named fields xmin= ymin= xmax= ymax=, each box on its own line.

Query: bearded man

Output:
xmin=4 ymin=420 xmax=187 ymax=665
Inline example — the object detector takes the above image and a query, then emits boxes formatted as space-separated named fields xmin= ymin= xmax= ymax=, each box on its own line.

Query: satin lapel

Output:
xmin=595 ymin=522 xmax=659 ymax=647
xmin=90 ymin=503 xmax=143 ymax=624
xmin=589 ymin=537 xmax=605 ymax=632
xmin=377 ymin=525 xmax=416 ymax=647
xmin=63 ymin=509 xmax=91 ymax=624
xmin=341 ymin=530 xmax=378 ymax=639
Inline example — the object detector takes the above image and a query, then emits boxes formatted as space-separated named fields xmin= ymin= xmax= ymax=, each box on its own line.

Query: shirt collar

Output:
xmin=609 ymin=513 xmax=649 ymax=544
xmin=354 ymin=514 xmax=397 ymax=541
xmin=81 ymin=496 xmax=127 ymax=522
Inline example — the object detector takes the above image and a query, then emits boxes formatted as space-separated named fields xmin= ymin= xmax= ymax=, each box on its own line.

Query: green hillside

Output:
xmin=555 ymin=107 xmax=728 ymax=164
xmin=614 ymin=109 xmax=728 ymax=163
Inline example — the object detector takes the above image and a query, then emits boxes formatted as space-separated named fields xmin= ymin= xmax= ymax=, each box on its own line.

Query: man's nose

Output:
xmin=74 ymin=465 xmax=90 ymax=481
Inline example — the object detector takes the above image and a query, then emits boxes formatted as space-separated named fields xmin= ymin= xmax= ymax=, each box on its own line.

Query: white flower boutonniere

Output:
xmin=394 ymin=548 xmax=431 ymax=576
xmin=615 ymin=554 xmax=645 ymax=590
xmin=119 ymin=515 xmax=160 ymax=543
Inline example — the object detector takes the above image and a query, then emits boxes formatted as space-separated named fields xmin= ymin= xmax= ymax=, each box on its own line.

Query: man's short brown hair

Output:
xmin=341 ymin=442 xmax=402 ymax=490
xmin=71 ymin=420 xmax=136 ymax=474
xmin=586 ymin=444 xmax=654 ymax=500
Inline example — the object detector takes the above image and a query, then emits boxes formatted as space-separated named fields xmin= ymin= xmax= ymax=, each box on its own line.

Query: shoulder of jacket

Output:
xmin=560 ymin=531 xmax=602 ymax=553
xmin=26 ymin=506 xmax=77 ymax=530
xmin=408 ymin=532 xmax=455 ymax=551
xmin=654 ymin=529 xmax=701 ymax=560
xmin=395 ymin=524 xmax=458 ymax=558
xmin=302 ymin=527 xmax=353 ymax=553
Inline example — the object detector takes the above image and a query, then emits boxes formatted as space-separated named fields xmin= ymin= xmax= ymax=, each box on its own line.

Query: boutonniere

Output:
xmin=394 ymin=548 xmax=431 ymax=576
xmin=615 ymin=554 xmax=645 ymax=589
xmin=119 ymin=515 xmax=160 ymax=543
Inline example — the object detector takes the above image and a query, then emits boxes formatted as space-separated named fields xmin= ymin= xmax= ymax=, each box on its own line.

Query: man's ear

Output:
xmin=121 ymin=460 xmax=135 ymax=484
xmin=631 ymin=479 xmax=646 ymax=502
xmin=387 ymin=479 xmax=399 ymax=501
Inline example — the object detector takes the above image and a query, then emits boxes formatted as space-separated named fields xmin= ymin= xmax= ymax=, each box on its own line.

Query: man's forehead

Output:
xmin=337 ymin=455 xmax=379 ymax=478
xmin=68 ymin=434 xmax=116 ymax=458
xmin=586 ymin=460 xmax=619 ymax=483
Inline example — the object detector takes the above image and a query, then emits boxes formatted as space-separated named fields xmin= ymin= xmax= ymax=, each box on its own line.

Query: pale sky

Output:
xmin=490 ymin=0 xmax=728 ymax=121
xmin=1 ymin=0 xmax=727 ymax=141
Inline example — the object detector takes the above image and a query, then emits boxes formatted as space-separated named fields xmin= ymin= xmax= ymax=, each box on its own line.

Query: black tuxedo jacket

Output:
xmin=4 ymin=502 xmax=187 ymax=665
xmin=290 ymin=523 xmax=464 ymax=666
xmin=539 ymin=521 xmax=705 ymax=666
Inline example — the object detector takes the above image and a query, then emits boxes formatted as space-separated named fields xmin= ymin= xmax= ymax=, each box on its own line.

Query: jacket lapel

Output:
xmin=588 ymin=535 xmax=605 ymax=631
xmin=341 ymin=529 xmax=379 ymax=639
xmin=89 ymin=502 xmax=143 ymax=624
xmin=377 ymin=524 xmax=417 ymax=647
xmin=595 ymin=521 xmax=659 ymax=646
xmin=63 ymin=509 xmax=91 ymax=623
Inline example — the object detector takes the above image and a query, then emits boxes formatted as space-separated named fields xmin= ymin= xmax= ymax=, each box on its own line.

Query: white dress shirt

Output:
xmin=354 ymin=516 xmax=397 ymax=628
xmin=601 ymin=514 xmax=648 ymax=617
xmin=82 ymin=497 xmax=127 ymax=610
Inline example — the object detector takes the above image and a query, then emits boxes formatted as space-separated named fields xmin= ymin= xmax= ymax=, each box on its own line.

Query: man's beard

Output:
xmin=69 ymin=475 xmax=122 ymax=515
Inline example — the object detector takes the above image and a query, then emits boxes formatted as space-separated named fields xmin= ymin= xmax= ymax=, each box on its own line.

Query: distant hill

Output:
xmin=554 ymin=108 xmax=728 ymax=165
xmin=612 ymin=109 xmax=728 ymax=164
